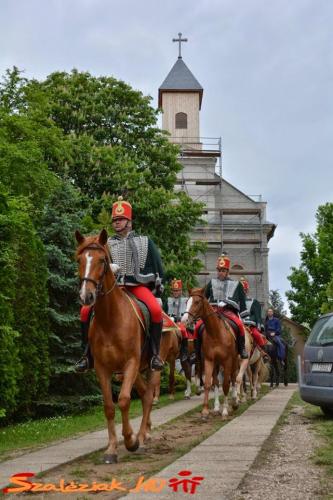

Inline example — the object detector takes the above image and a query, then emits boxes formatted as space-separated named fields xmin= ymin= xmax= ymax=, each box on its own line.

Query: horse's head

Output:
xmin=75 ymin=229 xmax=114 ymax=306
xmin=181 ymin=286 xmax=206 ymax=327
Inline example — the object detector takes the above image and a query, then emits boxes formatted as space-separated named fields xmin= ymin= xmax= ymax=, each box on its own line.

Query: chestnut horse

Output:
xmin=152 ymin=326 xmax=181 ymax=404
xmin=182 ymin=287 xmax=249 ymax=419
xmin=76 ymin=229 xmax=164 ymax=463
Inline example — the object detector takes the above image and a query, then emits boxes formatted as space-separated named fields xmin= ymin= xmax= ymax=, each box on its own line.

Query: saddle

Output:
xmin=124 ymin=289 xmax=179 ymax=336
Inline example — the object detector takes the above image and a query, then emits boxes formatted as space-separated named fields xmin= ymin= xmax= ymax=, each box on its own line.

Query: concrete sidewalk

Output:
xmin=0 ymin=394 xmax=207 ymax=490
xmin=124 ymin=385 xmax=297 ymax=499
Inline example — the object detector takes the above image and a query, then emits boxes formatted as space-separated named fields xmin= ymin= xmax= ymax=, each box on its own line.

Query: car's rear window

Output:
xmin=307 ymin=315 xmax=333 ymax=346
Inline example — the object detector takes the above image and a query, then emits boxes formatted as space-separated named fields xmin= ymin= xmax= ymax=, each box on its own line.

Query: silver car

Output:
xmin=298 ymin=312 xmax=333 ymax=417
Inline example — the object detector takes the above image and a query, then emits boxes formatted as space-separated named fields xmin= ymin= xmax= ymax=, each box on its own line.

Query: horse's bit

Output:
xmin=78 ymin=243 xmax=116 ymax=296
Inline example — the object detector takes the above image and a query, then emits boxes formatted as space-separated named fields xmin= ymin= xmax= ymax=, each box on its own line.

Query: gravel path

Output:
xmin=231 ymin=403 xmax=331 ymax=500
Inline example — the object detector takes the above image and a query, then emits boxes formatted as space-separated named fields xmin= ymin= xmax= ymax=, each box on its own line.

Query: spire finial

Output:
xmin=172 ymin=32 xmax=188 ymax=59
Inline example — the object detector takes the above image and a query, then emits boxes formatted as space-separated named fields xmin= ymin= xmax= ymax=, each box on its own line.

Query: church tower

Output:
xmin=158 ymin=34 xmax=275 ymax=310
xmin=158 ymin=33 xmax=203 ymax=149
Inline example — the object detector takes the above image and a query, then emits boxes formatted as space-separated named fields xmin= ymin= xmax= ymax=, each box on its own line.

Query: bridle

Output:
xmin=77 ymin=243 xmax=116 ymax=297
xmin=187 ymin=292 xmax=219 ymax=322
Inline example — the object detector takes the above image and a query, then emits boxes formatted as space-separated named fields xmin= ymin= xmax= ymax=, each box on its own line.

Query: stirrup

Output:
xmin=189 ymin=352 xmax=196 ymax=364
xmin=74 ymin=356 xmax=90 ymax=373
xmin=180 ymin=352 xmax=189 ymax=363
xmin=150 ymin=355 xmax=164 ymax=371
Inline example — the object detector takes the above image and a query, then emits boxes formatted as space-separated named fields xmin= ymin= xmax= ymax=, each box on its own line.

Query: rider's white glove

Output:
xmin=110 ymin=263 xmax=120 ymax=275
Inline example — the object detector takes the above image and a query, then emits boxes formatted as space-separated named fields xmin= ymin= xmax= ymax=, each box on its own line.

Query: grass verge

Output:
xmin=302 ymin=396 xmax=333 ymax=477
xmin=0 ymin=391 xmax=186 ymax=461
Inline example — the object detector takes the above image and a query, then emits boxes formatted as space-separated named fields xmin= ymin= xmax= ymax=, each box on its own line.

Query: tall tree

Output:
xmin=0 ymin=192 xmax=49 ymax=420
xmin=31 ymin=69 xmax=205 ymax=280
xmin=40 ymin=182 xmax=99 ymax=402
xmin=287 ymin=203 xmax=333 ymax=326
xmin=269 ymin=290 xmax=287 ymax=317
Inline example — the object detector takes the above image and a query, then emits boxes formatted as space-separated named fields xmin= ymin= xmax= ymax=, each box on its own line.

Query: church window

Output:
xmin=175 ymin=112 xmax=187 ymax=129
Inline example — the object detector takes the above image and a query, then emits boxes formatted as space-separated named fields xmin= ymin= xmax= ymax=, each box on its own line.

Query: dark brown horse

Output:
xmin=182 ymin=287 xmax=249 ymax=419
xmin=75 ymin=229 xmax=163 ymax=463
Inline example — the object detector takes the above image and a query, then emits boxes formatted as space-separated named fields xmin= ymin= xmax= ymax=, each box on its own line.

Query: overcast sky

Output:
xmin=1 ymin=0 xmax=332 ymax=308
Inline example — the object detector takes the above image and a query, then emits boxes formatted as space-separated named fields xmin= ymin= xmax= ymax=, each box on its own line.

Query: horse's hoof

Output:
xmin=126 ymin=438 xmax=140 ymax=452
xmin=184 ymin=395 xmax=191 ymax=400
xmin=168 ymin=394 xmax=175 ymax=400
xmin=201 ymin=414 xmax=209 ymax=421
xmin=135 ymin=445 xmax=147 ymax=455
xmin=104 ymin=454 xmax=118 ymax=464
xmin=212 ymin=410 xmax=221 ymax=416
xmin=152 ymin=398 xmax=159 ymax=406
xmin=195 ymin=389 xmax=201 ymax=396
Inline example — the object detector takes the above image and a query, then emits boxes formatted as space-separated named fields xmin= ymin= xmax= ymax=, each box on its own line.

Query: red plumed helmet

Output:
xmin=216 ymin=254 xmax=231 ymax=270
xmin=171 ymin=278 xmax=182 ymax=290
xmin=112 ymin=196 xmax=132 ymax=220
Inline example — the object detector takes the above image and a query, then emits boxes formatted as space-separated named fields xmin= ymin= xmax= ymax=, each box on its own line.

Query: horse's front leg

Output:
xmin=153 ymin=372 xmax=161 ymax=405
xmin=252 ymin=362 xmax=260 ymax=399
xmin=168 ymin=356 xmax=176 ymax=399
xmin=95 ymin=365 xmax=118 ymax=464
xmin=118 ymin=360 xmax=140 ymax=452
xmin=181 ymin=359 xmax=192 ymax=399
xmin=221 ymin=363 xmax=233 ymax=418
xmin=202 ymin=358 xmax=214 ymax=420
xmin=134 ymin=371 xmax=154 ymax=448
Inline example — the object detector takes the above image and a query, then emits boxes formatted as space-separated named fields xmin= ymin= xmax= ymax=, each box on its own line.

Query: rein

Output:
xmin=78 ymin=243 xmax=116 ymax=297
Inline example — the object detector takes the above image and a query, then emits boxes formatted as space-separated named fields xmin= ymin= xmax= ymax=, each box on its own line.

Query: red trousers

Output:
xmin=80 ymin=286 xmax=162 ymax=324
xmin=178 ymin=322 xmax=197 ymax=340
xmin=220 ymin=308 xmax=246 ymax=337
xmin=249 ymin=326 xmax=267 ymax=347
xmin=127 ymin=285 xmax=162 ymax=323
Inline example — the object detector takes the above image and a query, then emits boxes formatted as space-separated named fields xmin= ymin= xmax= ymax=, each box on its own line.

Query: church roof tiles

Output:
xmin=158 ymin=58 xmax=203 ymax=108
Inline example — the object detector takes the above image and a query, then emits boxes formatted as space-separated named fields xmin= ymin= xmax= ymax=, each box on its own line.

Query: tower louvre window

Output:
xmin=175 ymin=112 xmax=187 ymax=129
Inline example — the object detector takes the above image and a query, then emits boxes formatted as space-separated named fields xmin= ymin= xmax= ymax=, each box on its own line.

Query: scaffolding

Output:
xmin=171 ymin=136 xmax=274 ymax=305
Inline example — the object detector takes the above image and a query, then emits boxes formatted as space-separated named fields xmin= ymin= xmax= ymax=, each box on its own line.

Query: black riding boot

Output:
xmin=180 ymin=338 xmax=189 ymax=363
xmin=194 ymin=338 xmax=201 ymax=362
xmin=237 ymin=335 xmax=248 ymax=359
xmin=74 ymin=321 xmax=94 ymax=373
xmin=150 ymin=322 xmax=164 ymax=371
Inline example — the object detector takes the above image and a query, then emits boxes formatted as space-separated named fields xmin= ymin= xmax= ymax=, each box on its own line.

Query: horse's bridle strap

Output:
xmin=187 ymin=294 xmax=219 ymax=322
xmin=78 ymin=244 xmax=116 ymax=296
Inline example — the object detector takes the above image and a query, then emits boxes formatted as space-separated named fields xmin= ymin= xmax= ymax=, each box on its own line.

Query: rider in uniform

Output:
xmin=165 ymin=279 xmax=190 ymax=362
xmin=75 ymin=196 xmax=165 ymax=372
xmin=204 ymin=254 xmax=248 ymax=359
xmin=239 ymin=276 xmax=268 ymax=360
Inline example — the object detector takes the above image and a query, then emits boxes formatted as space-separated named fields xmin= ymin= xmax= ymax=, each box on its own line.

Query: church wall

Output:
xmin=176 ymin=155 xmax=271 ymax=308
xmin=162 ymin=92 xmax=200 ymax=141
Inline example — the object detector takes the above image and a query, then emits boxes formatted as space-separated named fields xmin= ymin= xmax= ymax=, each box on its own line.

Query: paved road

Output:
xmin=122 ymin=385 xmax=297 ymax=499
xmin=1 ymin=385 xmax=297 ymax=498
xmin=0 ymin=394 xmax=207 ymax=490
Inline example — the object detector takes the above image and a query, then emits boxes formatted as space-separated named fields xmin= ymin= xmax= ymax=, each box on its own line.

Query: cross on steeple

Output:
xmin=172 ymin=32 xmax=188 ymax=59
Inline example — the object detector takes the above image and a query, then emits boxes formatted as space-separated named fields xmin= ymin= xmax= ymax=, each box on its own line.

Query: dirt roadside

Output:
xmin=231 ymin=401 xmax=333 ymax=500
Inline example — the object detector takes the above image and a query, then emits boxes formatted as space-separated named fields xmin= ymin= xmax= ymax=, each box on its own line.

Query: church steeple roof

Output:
xmin=158 ymin=58 xmax=203 ymax=109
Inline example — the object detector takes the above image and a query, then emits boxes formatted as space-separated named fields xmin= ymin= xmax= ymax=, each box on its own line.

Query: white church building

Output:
xmin=158 ymin=35 xmax=276 ymax=308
